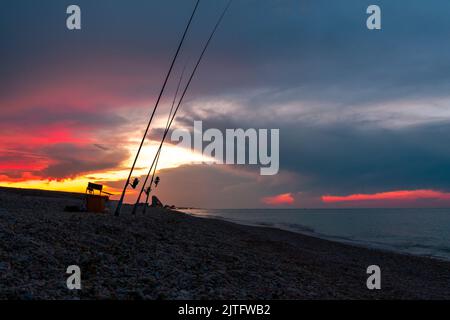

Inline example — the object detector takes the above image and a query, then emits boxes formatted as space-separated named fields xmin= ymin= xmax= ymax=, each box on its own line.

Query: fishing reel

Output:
xmin=128 ymin=177 xmax=139 ymax=189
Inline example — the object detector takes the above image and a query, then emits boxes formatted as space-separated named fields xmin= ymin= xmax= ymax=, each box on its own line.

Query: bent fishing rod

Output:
xmin=114 ymin=0 xmax=200 ymax=216
xmin=133 ymin=0 xmax=232 ymax=214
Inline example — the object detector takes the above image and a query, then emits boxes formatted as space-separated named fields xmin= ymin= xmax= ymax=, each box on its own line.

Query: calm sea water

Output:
xmin=182 ymin=208 xmax=450 ymax=261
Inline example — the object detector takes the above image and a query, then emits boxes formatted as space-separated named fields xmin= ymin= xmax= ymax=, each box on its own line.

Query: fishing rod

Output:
xmin=140 ymin=61 xmax=189 ymax=214
xmin=114 ymin=0 xmax=200 ymax=216
xmin=142 ymin=147 xmax=161 ymax=214
xmin=134 ymin=62 xmax=187 ymax=215
xmin=133 ymin=0 xmax=232 ymax=214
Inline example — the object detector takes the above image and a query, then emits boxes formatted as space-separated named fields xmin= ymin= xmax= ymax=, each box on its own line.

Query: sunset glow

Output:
xmin=0 ymin=142 xmax=209 ymax=198
xmin=262 ymin=193 xmax=295 ymax=206
xmin=322 ymin=190 xmax=450 ymax=203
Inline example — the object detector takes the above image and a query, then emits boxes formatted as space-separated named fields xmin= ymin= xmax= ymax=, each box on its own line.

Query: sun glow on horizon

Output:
xmin=322 ymin=189 xmax=450 ymax=203
xmin=0 ymin=141 xmax=211 ymax=199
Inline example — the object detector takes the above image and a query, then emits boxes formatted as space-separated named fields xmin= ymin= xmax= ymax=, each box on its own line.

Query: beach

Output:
xmin=0 ymin=187 xmax=449 ymax=300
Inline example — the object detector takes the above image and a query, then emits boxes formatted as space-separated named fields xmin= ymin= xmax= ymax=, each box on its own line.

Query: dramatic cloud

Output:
xmin=0 ymin=143 xmax=130 ymax=182
xmin=39 ymin=143 xmax=130 ymax=180
xmin=2 ymin=0 xmax=450 ymax=207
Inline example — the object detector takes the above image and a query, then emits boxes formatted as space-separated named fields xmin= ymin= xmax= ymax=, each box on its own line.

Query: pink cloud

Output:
xmin=262 ymin=192 xmax=295 ymax=206
xmin=322 ymin=189 xmax=450 ymax=203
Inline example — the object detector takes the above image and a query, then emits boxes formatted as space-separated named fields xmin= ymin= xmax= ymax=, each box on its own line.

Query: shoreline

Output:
xmin=183 ymin=210 xmax=450 ymax=263
xmin=1 ymin=187 xmax=450 ymax=299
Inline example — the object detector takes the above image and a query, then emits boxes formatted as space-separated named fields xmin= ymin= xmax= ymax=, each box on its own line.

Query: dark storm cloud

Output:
xmin=4 ymin=0 xmax=450 ymax=106
xmin=279 ymin=121 xmax=450 ymax=195
xmin=175 ymin=108 xmax=450 ymax=198
xmin=39 ymin=143 xmax=129 ymax=179
xmin=190 ymin=0 xmax=450 ymax=107
xmin=3 ymin=0 xmax=450 ymax=114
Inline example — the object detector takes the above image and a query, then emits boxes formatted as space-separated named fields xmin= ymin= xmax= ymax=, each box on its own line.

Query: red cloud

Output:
xmin=322 ymin=189 xmax=450 ymax=203
xmin=262 ymin=192 xmax=295 ymax=205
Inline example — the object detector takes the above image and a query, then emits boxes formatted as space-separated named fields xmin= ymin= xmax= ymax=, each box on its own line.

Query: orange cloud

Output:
xmin=322 ymin=189 xmax=450 ymax=203
xmin=262 ymin=192 xmax=295 ymax=205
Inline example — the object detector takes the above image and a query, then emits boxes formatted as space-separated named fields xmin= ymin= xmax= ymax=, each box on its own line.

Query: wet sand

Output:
xmin=0 ymin=186 xmax=449 ymax=299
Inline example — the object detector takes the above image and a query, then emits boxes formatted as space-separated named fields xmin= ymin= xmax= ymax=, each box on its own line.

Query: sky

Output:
xmin=2 ymin=0 xmax=450 ymax=208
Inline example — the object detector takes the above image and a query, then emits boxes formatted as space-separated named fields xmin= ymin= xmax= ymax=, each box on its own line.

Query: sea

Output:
xmin=182 ymin=208 xmax=450 ymax=261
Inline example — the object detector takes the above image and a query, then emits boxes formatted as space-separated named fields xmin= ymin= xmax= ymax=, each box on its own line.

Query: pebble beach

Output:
xmin=1 ymin=187 xmax=450 ymax=300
